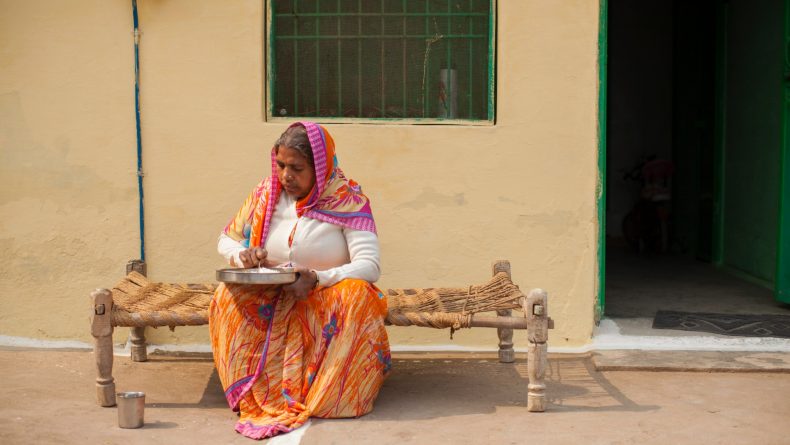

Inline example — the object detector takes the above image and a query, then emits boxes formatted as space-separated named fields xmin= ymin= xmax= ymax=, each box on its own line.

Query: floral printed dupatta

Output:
xmin=224 ymin=121 xmax=376 ymax=248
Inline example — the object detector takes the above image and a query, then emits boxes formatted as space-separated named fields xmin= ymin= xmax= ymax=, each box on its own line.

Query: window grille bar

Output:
xmin=422 ymin=1 xmax=428 ymax=117
xmin=273 ymin=12 xmax=488 ymax=17
xmin=357 ymin=0 xmax=362 ymax=116
xmin=274 ymin=34 xmax=485 ymax=40
xmin=402 ymin=0 xmax=406 ymax=118
xmin=293 ymin=0 xmax=299 ymax=115
xmin=336 ymin=0 xmax=342 ymax=117
xmin=380 ymin=0 xmax=385 ymax=116
xmin=446 ymin=0 xmax=452 ymax=118
xmin=468 ymin=0 xmax=473 ymax=118
xmin=268 ymin=0 xmax=273 ymax=117
xmin=316 ymin=0 xmax=320 ymax=115
xmin=487 ymin=0 xmax=495 ymax=121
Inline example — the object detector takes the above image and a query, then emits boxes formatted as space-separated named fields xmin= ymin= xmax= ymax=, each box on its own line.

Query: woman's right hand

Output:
xmin=237 ymin=247 xmax=270 ymax=268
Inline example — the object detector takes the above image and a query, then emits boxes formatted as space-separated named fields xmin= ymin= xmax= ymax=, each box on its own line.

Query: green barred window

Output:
xmin=267 ymin=0 xmax=495 ymax=122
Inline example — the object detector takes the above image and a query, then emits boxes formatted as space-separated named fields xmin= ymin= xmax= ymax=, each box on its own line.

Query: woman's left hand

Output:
xmin=282 ymin=266 xmax=318 ymax=301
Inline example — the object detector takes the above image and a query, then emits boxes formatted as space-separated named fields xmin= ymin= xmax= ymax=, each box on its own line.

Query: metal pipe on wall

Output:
xmin=132 ymin=0 xmax=145 ymax=262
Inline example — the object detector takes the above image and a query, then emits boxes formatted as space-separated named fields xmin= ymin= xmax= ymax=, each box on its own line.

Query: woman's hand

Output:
xmin=282 ymin=266 xmax=318 ymax=301
xmin=237 ymin=247 xmax=270 ymax=269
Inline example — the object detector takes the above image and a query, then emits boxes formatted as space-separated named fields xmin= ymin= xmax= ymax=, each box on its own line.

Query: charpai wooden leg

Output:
xmin=126 ymin=260 xmax=148 ymax=362
xmin=527 ymin=341 xmax=547 ymax=411
xmin=130 ymin=327 xmax=148 ymax=362
xmin=91 ymin=288 xmax=116 ymax=407
xmin=496 ymin=309 xmax=514 ymax=363
xmin=525 ymin=288 xmax=549 ymax=412
xmin=492 ymin=260 xmax=515 ymax=363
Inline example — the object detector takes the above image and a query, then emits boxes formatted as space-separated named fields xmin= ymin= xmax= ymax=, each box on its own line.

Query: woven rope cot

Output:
xmin=111 ymin=272 xmax=215 ymax=328
xmin=110 ymin=271 xmax=525 ymax=331
xmin=91 ymin=260 xmax=551 ymax=412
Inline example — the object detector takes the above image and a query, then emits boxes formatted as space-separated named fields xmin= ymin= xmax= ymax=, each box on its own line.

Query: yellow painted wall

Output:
xmin=0 ymin=0 xmax=602 ymax=349
xmin=0 ymin=0 xmax=139 ymax=342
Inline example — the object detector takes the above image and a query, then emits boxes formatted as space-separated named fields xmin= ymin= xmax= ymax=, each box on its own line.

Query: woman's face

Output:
xmin=275 ymin=145 xmax=316 ymax=200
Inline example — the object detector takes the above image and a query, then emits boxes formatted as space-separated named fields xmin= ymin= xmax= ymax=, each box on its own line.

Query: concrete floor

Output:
xmin=2 ymin=348 xmax=790 ymax=445
xmin=604 ymin=248 xmax=790 ymax=338
xmin=606 ymin=248 xmax=788 ymax=318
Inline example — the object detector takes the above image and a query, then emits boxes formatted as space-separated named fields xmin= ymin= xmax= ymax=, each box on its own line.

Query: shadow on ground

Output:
xmin=140 ymin=351 xmax=657 ymax=417
xmin=363 ymin=354 xmax=657 ymax=422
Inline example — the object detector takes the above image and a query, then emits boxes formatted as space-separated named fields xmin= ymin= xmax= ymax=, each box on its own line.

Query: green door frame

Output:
xmin=596 ymin=0 xmax=608 ymax=320
xmin=778 ymin=0 xmax=790 ymax=304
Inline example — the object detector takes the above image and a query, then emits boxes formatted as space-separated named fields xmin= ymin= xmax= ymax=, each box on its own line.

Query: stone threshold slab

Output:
xmin=593 ymin=350 xmax=790 ymax=373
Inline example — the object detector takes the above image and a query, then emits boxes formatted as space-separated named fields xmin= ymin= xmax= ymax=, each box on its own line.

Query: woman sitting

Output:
xmin=210 ymin=121 xmax=391 ymax=440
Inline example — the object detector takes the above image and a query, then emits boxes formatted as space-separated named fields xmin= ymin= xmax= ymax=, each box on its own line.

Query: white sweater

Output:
xmin=218 ymin=192 xmax=381 ymax=287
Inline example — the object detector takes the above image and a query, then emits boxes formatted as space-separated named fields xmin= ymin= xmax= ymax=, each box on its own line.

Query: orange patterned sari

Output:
xmin=210 ymin=122 xmax=390 ymax=439
xmin=210 ymin=280 xmax=390 ymax=439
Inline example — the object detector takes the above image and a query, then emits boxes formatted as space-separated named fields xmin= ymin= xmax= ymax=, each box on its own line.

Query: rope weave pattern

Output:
xmin=110 ymin=271 xmax=525 ymax=330
xmin=111 ymin=272 xmax=215 ymax=328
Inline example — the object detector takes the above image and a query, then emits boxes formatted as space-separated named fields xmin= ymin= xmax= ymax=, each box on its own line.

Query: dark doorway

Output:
xmin=604 ymin=0 xmax=788 ymax=323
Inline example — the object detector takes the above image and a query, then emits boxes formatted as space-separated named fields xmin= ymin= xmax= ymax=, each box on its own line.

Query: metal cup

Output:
xmin=116 ymin=391 xmax=145 ymax=428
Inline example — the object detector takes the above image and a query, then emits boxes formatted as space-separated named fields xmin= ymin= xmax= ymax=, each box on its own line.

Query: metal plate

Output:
xmin=216 ymin=267 xmax=298 ymax=284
